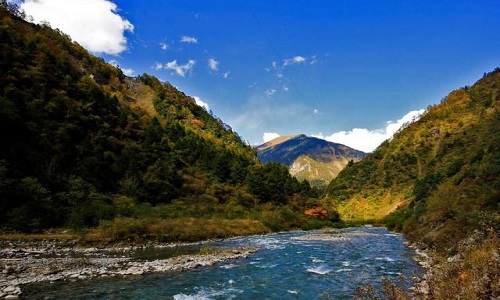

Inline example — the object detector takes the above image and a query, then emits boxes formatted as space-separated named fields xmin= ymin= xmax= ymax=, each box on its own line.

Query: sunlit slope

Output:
xmin=327 ymin=69 xmax=500 ymax=242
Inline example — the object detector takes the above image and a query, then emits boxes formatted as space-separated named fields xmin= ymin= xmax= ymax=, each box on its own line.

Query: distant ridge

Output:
xmin=257 ymin=135 xmax=300 ymax=151
xmin=256 ymin=135 xmax=366 ymax=186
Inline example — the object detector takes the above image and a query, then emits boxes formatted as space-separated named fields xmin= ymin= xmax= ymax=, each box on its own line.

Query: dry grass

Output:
xmin=0 ymin=230 xmax=76 ymax=241
xmin=86 ymin=217 xmax=271 ymax=243
xmin=352 ymin=277 xmax=411 ymax=300
xmin=427 ymin=233 xmax=499 ymax=300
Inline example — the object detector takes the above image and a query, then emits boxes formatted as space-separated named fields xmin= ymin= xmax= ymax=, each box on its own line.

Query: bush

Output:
xmin=95 ymin=217 xmax=149 ymax=241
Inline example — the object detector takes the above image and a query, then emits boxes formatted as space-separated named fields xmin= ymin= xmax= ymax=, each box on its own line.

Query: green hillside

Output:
xmin=327 ymin=69 xmax=500 ymax=298
xmin=0 ymin=5 xmax=327 ymax=239
xmin=327 ymin=69 xmax=499 ymax=235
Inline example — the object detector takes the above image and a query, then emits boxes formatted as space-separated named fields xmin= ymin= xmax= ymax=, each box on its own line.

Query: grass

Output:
xmin=352 ymin=277 xmax=411 ymax=300
xmin=0 ymin=230 xmax=76 ymax=241
xmin=85 ymin=217 xmax=271 ymax=243
xmin=425 ymin=231 xmax=499 ymax=299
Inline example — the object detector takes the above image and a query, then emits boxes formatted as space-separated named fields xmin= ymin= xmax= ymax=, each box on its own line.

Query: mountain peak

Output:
xmin=256 ymin=134 xmax=302 ymax=151
xmin=256 ymin=134 xmax=366 ymax=186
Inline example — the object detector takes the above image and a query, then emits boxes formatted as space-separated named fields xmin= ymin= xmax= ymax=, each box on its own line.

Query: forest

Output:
xmin=0 ymin=4 xmax=333 ymax=240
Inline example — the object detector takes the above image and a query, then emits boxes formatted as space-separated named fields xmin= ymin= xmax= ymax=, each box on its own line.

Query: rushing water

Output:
xmin=24 ymin=227 xmax=422 ymax=299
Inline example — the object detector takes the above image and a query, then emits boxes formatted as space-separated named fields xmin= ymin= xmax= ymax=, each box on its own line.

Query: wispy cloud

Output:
xmin=20 ymin=0 xmax=134 ymax=55
xmin=153 ymin=62 xmax=164 ymax=70
xmin=208 ymin=58 xmax=219 ymax=71
xmin=222 ymin=71 xmax=231 ymax=79
xmin=229 ymin=94 xmax=306 ymax=144
xmin=159 ymin=42 xmax=168 ymax=50
xmin=180 ymin=35 xmax=198 ymax=44
xmin=265 ymin=89 xmax=277 ymax=97
xmin=313 ymin=109 xmax=425 ymax=152
xmin=165 ymin=59 xmax=196 ymax=77
xmin=283 ymin=55 xmax=306 ymax=66
xmin=108 ymin=59 xmax=134 ymax=76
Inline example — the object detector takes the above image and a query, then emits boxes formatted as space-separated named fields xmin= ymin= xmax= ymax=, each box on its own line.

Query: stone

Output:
xmin=41 ymin=268 xmax=57 ymax=275
xmin=446 ymin=254 xmax=461 ymax=263
xmin=3 ymin=286 xmax=16 ymax=293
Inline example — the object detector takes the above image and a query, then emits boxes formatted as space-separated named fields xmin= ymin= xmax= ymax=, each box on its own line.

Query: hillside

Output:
xmin=257 ymin=134 xmax=366 ymax=186
xmin=0 ymin=5 xmax=328 ymax=237
xmin=327 ymin=69 xmax=500 ymax=298
xmin=327 ymin=69 xmax=499 ymax=228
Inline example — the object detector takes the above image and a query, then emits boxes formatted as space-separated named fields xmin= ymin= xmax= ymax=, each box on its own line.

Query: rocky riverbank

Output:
xmin=291 ymin=228 xmax=380 ymax=242
xmin=0 ymin=239 xmax=258 ymax=299
xmin=406 ymin=243 xmax=433 ymax=298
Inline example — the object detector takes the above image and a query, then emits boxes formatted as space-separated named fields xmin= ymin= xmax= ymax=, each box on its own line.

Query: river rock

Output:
xmin=446 ymin=254 xmax=461 ymax=263
xmin=3 ymin=286 xmax=17 ymax=294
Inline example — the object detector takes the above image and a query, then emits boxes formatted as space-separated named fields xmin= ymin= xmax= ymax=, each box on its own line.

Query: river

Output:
xmin=23 ymin=226 xmax=422 ymax=299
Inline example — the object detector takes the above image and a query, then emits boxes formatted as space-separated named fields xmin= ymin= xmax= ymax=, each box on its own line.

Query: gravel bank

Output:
xmin=0 ymin=239 xmax=258 ymax=299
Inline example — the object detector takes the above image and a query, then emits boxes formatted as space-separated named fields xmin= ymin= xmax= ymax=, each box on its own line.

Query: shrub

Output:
xmin=95 ymin=217 xmax=149 ymax=241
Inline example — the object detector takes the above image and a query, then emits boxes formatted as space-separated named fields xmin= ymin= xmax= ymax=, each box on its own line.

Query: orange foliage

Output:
xmin=304 ymin=206 xmax=329 ymax=219
xmin=191 ymin=119 xmax=205 ymax=129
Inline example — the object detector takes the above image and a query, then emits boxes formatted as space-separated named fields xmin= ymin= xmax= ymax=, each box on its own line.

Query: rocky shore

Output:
xmin=406 ymin=242 xmax=436 ymax=299
xmin=0 ymin=239 xmax=258 ymax=299
xmin=291 ymin=229 xmax=379 ymax=242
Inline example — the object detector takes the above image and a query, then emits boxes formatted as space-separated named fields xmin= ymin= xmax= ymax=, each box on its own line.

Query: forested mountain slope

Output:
xmin=327 ymin=69 xmax=499 ymax=236
xmin=0 ymin=5 xmax=325 ymax=236
xmin=327 ymin=69 xmax=500 ymax=298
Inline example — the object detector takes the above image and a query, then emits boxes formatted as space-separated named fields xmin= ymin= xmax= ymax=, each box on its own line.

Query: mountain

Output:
xmin=327 ymin=69 xmax=500 ymax=298
xmin=257 ymin=134 xmax=366 ymax=186
xmin=0 ymin=5 xmax=326 ymax=236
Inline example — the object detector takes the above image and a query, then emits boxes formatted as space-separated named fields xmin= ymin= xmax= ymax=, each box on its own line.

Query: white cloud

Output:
xmin=180 ymin=35 xmax=198 ymax=44
xmin=313 ymin=108 xmax=319 ymax=114
xmin=159 ymin=42 xmax=169 ymax=50
xmin=222 ymin=71 xmax=231 ymax=79
xmin=263 ymin=132 xmax=280 ymax=143
xmin=265 ymin=89 xmax=277 ymax=97
xmin=314 ymin=109 xmax=425 ymax=153
xmin=20 ymin=0 xmax=133 ymax=55
xmin=193 ymin=96 xmax=209 ymax=111
xmin=121 ymin=68 xmax=134 ymax=76
xmin=153 ymin=62 xmax=164 ymax=70
xmin=165 ymin=60 xmax=196 ymax=77
xmin=283 ymin=55 xmax=306 ymax=66
xmin=108 ymin=60 xmax=119 ymax=67
xmin=283 ymin=85 xmax=289 ymax=92
xmin=208 ymin=58 xmax=219 ymax=71
xmin=108 ymin=60 xmax=134 ymax=76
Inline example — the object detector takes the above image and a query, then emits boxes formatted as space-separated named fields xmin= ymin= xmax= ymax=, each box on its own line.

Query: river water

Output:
xmin=24 ymin=227 xmax=422 ymax=299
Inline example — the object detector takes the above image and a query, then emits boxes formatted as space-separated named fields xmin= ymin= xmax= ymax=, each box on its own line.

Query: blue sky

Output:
xmin=15 ymin=0 xmax=500 ymax=151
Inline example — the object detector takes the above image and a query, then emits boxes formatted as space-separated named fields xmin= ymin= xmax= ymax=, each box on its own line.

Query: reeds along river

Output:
xmin=24 ymin=227 xmax=422 ymax=299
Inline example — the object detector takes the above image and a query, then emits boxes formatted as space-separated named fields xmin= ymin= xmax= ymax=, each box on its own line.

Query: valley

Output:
xmin=0 ymin=2 xmax=499 ymax=299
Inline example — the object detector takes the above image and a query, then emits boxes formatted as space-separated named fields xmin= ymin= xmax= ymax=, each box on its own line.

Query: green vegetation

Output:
xmin=0 ymin=5 xmax=330 ymax=239
xmin=327 ymin=69 xmax=500 ymax=299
